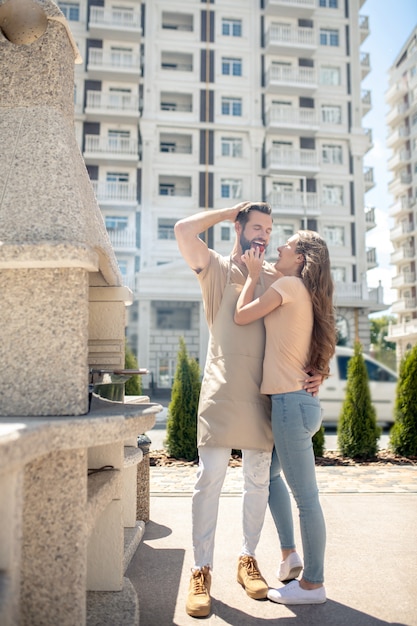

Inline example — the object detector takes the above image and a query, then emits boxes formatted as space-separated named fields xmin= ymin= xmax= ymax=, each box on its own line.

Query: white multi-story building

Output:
xmin=385 ymin=26 xmax=417 ymax=365
xmin=68 ymin=0 xmax=385 ymax=394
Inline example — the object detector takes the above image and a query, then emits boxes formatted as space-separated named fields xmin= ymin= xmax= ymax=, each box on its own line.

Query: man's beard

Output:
xmin=240 ymin=233 xmax=267 ymax=254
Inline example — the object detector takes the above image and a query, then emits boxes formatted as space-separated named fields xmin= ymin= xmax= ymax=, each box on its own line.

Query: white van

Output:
xmin=319 ymin=346 xmax=398 ymax=426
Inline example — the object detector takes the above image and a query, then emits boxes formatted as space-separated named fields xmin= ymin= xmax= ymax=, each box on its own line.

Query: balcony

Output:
xmin=88 ymin=6 xmax=141 ymax=41
xmin=359 ymin=14 xmax=370 ymax=43
xmin=392 ymin=271 xmax=416 ymax=288
xmin=361 ymin=89 xmax=372 ymax=116
xmin=161 ymin=11 xmax=193 ymax=32
xmin=264 ymin=0 xmax=315 ymax=17
xmin=84 ymin=135 xmax=139 ymax=164
xmin=391 ymin=296 xmax=417 ymax=314
xmin=364 ymin=166 xmax=375 ymax=191
xmin=265 ymin=105 xmax=319 ymax=134
xmin=265 ymin=65 xmax=317 ymax=94
xmin=364 ymin=127 xmax=373 ymax=152
xmin=85 ymin=91 xmax=139 ymax=122
xmin=389 ymin=195 xmax=415 ymax=218
xmin=388 ymin=148 xmax=411 ymax=171
xmin=158 ymin=176 xmax=192 ymax=198
xmin=386 ymin=124 xmax=409 ymax=149
xmin=385 ymin=79 xmax=408 ymax=105
xmin=360 ymin=52 xmax=371 ymax=80
xmin=265 ymin=24 xmax=316 ymax=56
xmin=387 ymin=319 xmax=417 ymax=340
xmin=388 ymin=171 xmax=413 ymax=195
xmin=365 ymin=205 xmax=376 ymax=230
xmin=366 ymin=247 xmax=377 ymax=270
xmin=161 ymin=52 xmax=193 ymax=73
xmin=87 ymin=48 xmax=141 ymax=81
xmin=267 ymin=190 xmax=319 ymax=217
xmin=159 ymin=134 xmax=192 ymax=155
xmin=390 ymin=220 xmax=415 ymax=242
xmin=334 ymin=281 xmax=384 ymax=306
xmin=266 ymin=147 xmax=319 ymax=175
xmin=390 ymin=245 xmax=415 ymax=264
xmin=107 ymin=228 xmax=137 ymax=250
xmin=92 ymin=181 xmax=137 ymax=204
xmin=386 ymin=101 xmax=409 ymax=126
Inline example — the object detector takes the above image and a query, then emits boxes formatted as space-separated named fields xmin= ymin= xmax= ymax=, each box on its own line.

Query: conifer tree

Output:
xmin=125 ymin=342 xmax=143 ymax=396
xmin=166 ymin=337 xmax=201 ymax=461
xmin=390 ymin=344 xmax=417 ymax=457
xmin=313 ymin=424 xmax=325 ymax=458
xmin=337 ymin=341 xmax=380 ymax=459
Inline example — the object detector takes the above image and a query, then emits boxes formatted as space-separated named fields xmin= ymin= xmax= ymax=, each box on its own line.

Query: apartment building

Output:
xmin=385 ymin=26 xmax=417 ymax=365
xmin=68 ymin=0 xmax=385 ymax=393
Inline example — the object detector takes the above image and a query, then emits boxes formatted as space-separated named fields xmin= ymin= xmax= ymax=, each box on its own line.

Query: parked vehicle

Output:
xmin=319 ymin=346 xmax=398 ymax=425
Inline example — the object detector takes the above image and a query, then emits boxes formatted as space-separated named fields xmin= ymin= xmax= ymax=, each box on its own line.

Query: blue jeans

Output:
xmin=268 ymin=390 xmax=326 ymax=584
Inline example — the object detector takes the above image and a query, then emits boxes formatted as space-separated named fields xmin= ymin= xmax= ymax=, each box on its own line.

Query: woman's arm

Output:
xmin=234 ymin=250 xmax=283 ymax=325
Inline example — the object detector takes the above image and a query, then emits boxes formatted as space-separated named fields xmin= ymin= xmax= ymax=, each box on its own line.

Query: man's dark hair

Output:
xmin=235 ymin=202 xmax=272 ymax=229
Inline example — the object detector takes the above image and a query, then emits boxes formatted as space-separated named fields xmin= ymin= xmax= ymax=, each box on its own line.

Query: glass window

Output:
xmin=323 ymin=225 xmax=344 ymax=246
xmin=105 ymin=216 xmax=128 ymax=230
xmin=221 ymin=179 xmax=242 ymax=199
xmin=221 ymin=226 xmax=231 ymax=241
xmin=337 ymin=356 xmax=396 ymax=382
xmin=156 ymin=307 xmax=191 ymax=330
xmin=322 ymin=144 xmax=343 ymax=164
xmin=222 ymin=18 xmax=242 ymax=37
xmin=106 ymin=172 xmax=129 ymax=182
xmin=158 ymin=218 xmax=176 ymax=239
xmin=58 ymin=2 xmax=79 ymax=20
xmin=332 ymin=267 xmax=346 ymax=282
xmin=319 ymin=66 xmax=341 ymax=85
xmin=322 ymin=184 xmax=344 ymax=204
xmin=321 ymin=105 xmax=342 ymax=124
xmin=221 ymin=137 xmax=243 ymax=157
xmin=222 ymin=58 xmax=242 ymax=76
xmin=320 ymin=29 xmax=339 ymax=46
xmin=319 ymin=0 xmax=338 ymax=7
xmin=221 ymin=97 xmax=242 ymax=116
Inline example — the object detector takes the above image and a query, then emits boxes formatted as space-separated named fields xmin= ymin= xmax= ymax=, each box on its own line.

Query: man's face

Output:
xmin=238 ymin=211 xmax=273 ymax=254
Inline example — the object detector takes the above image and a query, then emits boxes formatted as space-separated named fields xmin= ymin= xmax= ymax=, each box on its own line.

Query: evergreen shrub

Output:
xmin=337 ymin=341 xmax=380 ymax=459
xmin=125 ymin=342 xmax=143 ymax=396
xmin=390 ymin=344 xmax=417 ymax=457
xmin=166 ymin=337 xmax=201 ymax=461
xmin=313 ymin=424 xmax=325 ymax=458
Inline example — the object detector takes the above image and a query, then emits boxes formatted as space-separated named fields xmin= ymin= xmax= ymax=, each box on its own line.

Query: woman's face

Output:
xmin=275 ymin=234 xmax=303 ymax=274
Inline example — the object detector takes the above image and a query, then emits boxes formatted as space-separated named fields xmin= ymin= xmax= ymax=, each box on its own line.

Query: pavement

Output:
xmin=126 ymin=432 xmax=417 ymax=626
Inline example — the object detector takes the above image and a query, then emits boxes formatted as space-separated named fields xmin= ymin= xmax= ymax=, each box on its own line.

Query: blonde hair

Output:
xmin=296 ymin=231 xmax=336 ymax=377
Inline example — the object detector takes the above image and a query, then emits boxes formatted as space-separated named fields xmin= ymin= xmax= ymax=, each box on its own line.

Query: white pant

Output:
xmin=192 ymin=446 xmax=272 ymax=569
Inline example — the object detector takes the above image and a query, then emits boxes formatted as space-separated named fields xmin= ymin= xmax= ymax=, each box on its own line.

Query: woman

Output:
xmin=234 ymin=231 xmax=336 ymax=605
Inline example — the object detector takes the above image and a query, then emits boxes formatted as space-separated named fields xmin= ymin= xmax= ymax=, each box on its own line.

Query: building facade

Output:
xmin=385 ymin=26 xmax=417 ymax=365
xmin=68 ymin=0 xmax=385 ymax=393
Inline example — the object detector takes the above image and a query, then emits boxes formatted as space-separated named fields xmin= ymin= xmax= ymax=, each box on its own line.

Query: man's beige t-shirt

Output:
xmin=261 ymin=276 xmax=313 ymax=395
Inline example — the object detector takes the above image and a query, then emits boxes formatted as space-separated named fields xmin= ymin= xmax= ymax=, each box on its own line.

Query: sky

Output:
xmin=362 ymin=0 xmax=417 ymax=310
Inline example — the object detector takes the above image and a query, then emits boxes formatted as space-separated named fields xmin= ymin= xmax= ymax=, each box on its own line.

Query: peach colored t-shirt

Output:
xmin=261 ymin=276 xmax=313 ymax=395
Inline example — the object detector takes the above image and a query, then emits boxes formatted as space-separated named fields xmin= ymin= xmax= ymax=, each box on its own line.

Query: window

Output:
xmin=158 ymin=218 xmax=176 ymax=240
xmin=323 ymin=225 xmax=344 ymax=246
xmin=332 ymin=267 xmax=346 ymax=282
xmin=58 ymin=2 xmax=79 ymax=20
xmin=159 ymin=183 xmax=175 ymax=196
xmin=321 ymin=105 xmax=342 ymax=124
xmin=105 ymin=216 xmax=128 ymax=230
xmin=221 ymin=179 xmax=242 ymax=199
xmin=319 ymin=0 xmax=338 ymax=7
xmin=322 ymin=184 xmax=344 ymax=205
xmin=320 ymin=29 xmax=339 ymax=46
xmin=106 ymin=172 xmax=129 ymax=183
xmin=156 ymin=306 xmax=191 ymax=330
xmin=221 ymin=97 xmax=242 ymax=116
xmin=222 ymin=57 xmax=242 ymax=76
xmin=221 ymin=137 xmax=242 ymax=157
xmin=221 ymin=226 xmax=231 ymax=241
xmin=337 ymin=356 xmax=397 ymax=383
xmin=322 ymin=144 xmax=342 ymax=164
xmin=222 ymin=18 xmax=242 ymax=37
xmin=319 ymin=66 xmax=341 ymax=86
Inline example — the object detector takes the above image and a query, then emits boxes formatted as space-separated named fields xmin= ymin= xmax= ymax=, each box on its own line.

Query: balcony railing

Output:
xmin=367 ymin=247 xmax=377 ymax=267
xmin=361 ymin=89 xmax=372 ymax=114
xmin=266 ymin=24 xmax=316 ymax=48
xmin=390 ymin=221 xmax=414 ymax=240
xmin=86 ymin=91 xmax=139 ymax=114
xmin=85 ymin=135 xmax=138 ymax=156
xmin=390 ymin=245 xmax=415 ymax=263
xmin=391 ymin=296 xmax=417 ymax=313
xmin=266 ymin=106 xmax=318 ymax=128
xmin=89 ymin=6 xmax=141 ymax=30
xmin=159 ymin=185 xmax=192 ymax=197
xmin=92 ymin=181 xmax=137 ymax=202
xmin=360 ymin=52 xmax=370 ymax=78
xmin=107 ymin=228 xmax=137 ymax=248
xmin=392 ymin=271 xmax=416 ymax=288
xmin=268 ymin=190 xmax=318 ymax=213
xmin=388 ymin=320 xmax=417 ymax=339
xmin=365 ymin=206 xmax=376 ymax=228
xmin=88 ymin=49 xmax=140 ymax=72
xmin=364 ymin=166 xmax=375 ymax=189
xmin=267 ymin=147 xmax=318 ymax=169
xmin=264 ymin=0 xmax=315 ymax=12
xmin=334 ymin=281 xmax=384 ymax=305
xmin=265 ymin=65 xmax=316 ymax=88
xmin=359 ymin=14 xmax=369 ymax=42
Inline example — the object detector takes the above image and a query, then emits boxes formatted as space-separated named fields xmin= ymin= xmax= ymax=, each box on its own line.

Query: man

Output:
xmin=175 ymin=201 xmax=320 ymax=617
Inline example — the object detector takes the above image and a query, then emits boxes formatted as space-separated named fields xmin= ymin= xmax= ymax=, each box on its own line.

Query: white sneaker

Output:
xmin=277 ymin=552 xmax=303 ymax=582
xmin=268 ymin=580 xmax=326 ymax=605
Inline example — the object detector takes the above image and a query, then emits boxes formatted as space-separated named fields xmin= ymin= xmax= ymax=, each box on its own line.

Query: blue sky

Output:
xmin=362 ymin=0 xmax=417 ymax=309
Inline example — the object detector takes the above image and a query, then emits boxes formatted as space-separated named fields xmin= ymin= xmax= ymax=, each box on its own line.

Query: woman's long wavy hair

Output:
xmin=295 ymin=230 xmax=336 ymax=377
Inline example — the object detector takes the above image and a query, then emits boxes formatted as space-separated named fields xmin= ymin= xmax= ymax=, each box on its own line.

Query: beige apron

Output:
xmin=197 ymin=259 xmax=273 ymax=452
